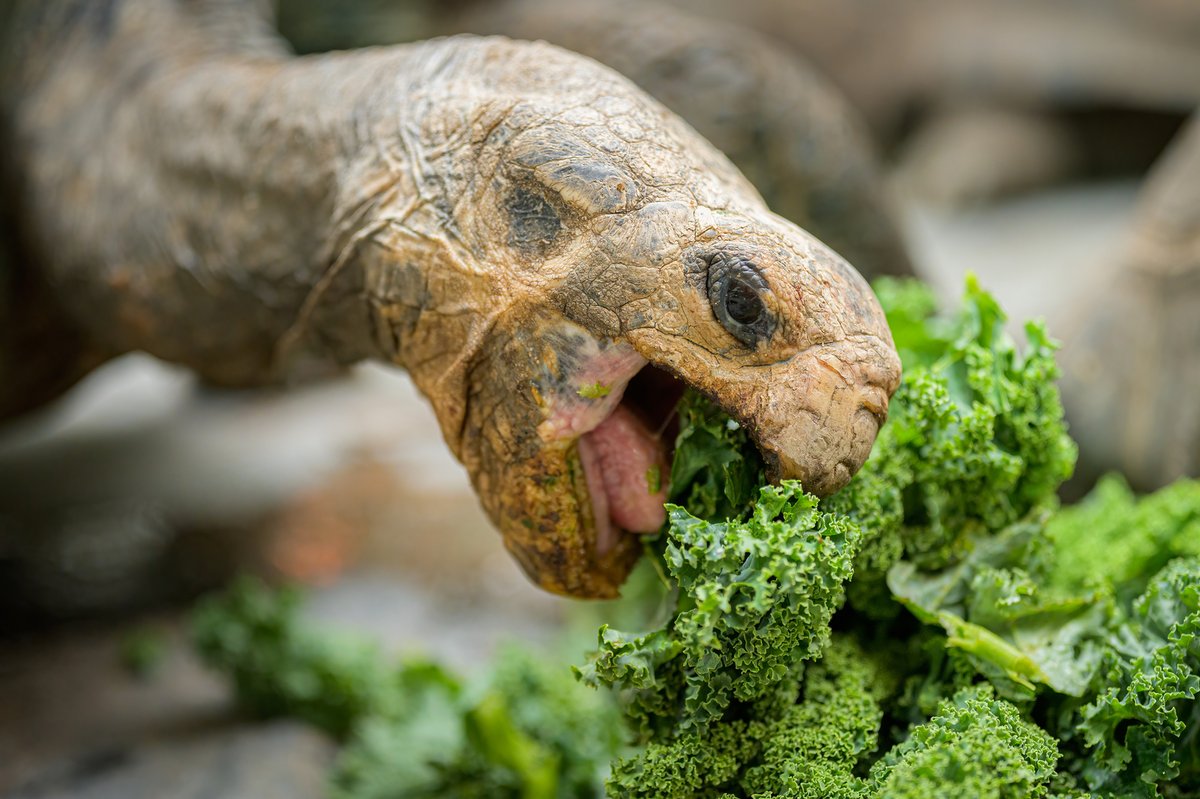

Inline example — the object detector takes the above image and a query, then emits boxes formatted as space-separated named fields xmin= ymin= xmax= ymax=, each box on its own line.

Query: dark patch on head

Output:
xmin=507 ymin=186 xmax=561 ymax=254
xmin=507 ymin=129 xmax=636 ymax=217
xmin=536 ymin=329 xmax=591 ymax=395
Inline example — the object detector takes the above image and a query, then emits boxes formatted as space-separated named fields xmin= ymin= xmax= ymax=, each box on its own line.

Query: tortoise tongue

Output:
xmin=578 ymin=403 xmax=669 ymax=554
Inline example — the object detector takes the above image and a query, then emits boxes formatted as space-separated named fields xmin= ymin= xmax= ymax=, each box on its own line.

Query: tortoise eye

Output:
xmin=706 ymin=255 xmax=775 ymax=347
xmin=724 ymin=275 xmax=765 ymax=326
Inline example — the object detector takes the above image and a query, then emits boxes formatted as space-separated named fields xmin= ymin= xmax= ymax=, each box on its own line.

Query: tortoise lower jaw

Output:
xmin=532 ymin=335 xmax=683 ymax=556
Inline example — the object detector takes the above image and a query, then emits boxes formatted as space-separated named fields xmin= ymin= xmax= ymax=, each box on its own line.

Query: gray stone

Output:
xmin=8 ymin=721 xmax=335 ymax=799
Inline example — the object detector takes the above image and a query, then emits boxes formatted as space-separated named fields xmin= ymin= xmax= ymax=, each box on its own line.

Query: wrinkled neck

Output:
xmin=6 ymin=0 xmax=432 ymax=383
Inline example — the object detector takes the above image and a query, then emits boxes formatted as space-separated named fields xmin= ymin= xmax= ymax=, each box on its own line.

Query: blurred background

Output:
xmin=1 ymin=0 xmax=1196 ymax=795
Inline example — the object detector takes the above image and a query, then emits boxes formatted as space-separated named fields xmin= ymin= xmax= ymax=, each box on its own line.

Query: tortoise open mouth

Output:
xmin=574 ymin=364 xmax=686 ymax=555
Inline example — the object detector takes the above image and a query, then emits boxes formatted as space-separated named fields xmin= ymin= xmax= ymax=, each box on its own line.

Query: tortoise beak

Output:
xmin=745 ymin=336 xmax=900 ymax=496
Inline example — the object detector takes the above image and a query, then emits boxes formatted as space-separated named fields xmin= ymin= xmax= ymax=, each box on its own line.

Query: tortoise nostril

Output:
xmin=859 ymin=404 xmax=886 ymax=429
xmin=859 ymin=387 xmax=889 ymax=426
xmin=847 ymin=336 xmax=904 ymax=396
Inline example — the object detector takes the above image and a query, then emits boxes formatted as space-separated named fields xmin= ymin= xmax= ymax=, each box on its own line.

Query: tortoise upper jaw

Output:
xmin=756 ymin=405 xmax=880 ymax=497
xmin=746 ymin=338 xmax=900 ymax=496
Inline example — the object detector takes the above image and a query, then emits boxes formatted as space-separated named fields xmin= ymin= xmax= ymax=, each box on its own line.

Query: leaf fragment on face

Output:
xmin=578 ymin=382 xmax=611 ymax=399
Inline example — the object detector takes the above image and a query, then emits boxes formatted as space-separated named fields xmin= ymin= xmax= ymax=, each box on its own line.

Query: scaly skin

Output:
xmin=269 ymin=0 xmax=1200 ymax=211
xmin=2 ymin=0 xmax=900 ymax=597
xmin=264 ymin=0 xmax=915 ymax=279
xmin=455 ymin=0 xmax=912 ymax=280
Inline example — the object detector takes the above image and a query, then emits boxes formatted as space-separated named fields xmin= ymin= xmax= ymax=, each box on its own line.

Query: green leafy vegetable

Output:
xmin=578 ymin=382 xmax=612 ymax=399
xmin=1077 ymin=557 xmax=1200 ymax=795
xmin=192 ymin=277 xmax=1200 ymax=799
xmin=193 ymin=579 xmax=624 ymax=798
xmin=580 ymin=483 xmax=862 ymax=735
xmin=605 ymin=716 xmax=767 ymax=799
xmin=739 ymin=636 xmax=890 ymax=799
xmin=868 ymin=685 xmax=1061 ymax=799
xmin=585 ymin=277 xmax=1197 ymax=797
xmin=1047 ymin=474 xmax=1200 ymax=599
xmin=887 ymin=514 xmax=1110 ymax=698
xmin=193 ymin=579 xmax=408 ymax=739
xmin=667 ymin=389 xmax=765 ymax=522
xmin=119 ymin=625 xmax=169 ymax=679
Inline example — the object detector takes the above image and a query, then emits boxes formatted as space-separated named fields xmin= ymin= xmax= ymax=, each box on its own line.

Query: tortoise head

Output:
xmin=355 ymin=39 xmax=901 ymax=597
xmin=596 ymin=204 xmax=902 ymax=497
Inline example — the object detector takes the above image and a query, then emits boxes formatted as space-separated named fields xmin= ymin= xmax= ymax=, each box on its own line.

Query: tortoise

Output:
xmin=429 ymin=0 xmax=1200 ymax=489
xmin=0 ymin=0 xmax=902 ymax=599
xmin=275 ymin=0 xmax=1200 ymax=206
xmin=266 ymin=0 xmax=1200 ymax=492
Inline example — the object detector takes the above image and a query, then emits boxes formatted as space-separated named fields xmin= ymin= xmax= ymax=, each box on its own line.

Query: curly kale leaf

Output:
xmin=605 ymin=718 xmax=769 ymax=799
xmin=574 ymin=625 xmax=684 ymax=739
xmin=668 ymin=389 xmax=766 ymax=522
xmin=584 ymin=277 xmax=1079 ymax=783
xmin=740 ymin=637 xmax=890 ymax=799
xmin=482 ymin=644 xmax=626 ymax=798
xmin=580 ymin=482 xmax=862 ymax=734
xmin=868 ymin=685 xmax=1062 ymax=799
xmin=870 ymin=276 xmax=955 ymax=372
xmin=330 ymin=686 xmax=470 ymax=799
xmin=192 ymin=577 xmax=418 ymax=739
xmin=602 ymin=636 xmax=889 ymax=799
xmin=829 ymin=276 xmax=1077 ymax=592
xmin=1077 ymin=557 xmax=1200 ymax=796
xmin=193 ymin=579 xmax=622 ymax=799
xmin=887 ymin=514 xmax=1110 ymax=698
xmin=669 ymin=484 xmax=862 ymax=701
xmin=887 ymin=481 xmax=1200 ymax=796
xmin=1047 ymin=474 xmax=1200 ymax=600
xmin=332 ymin=646 xmax=626 ymax=799
xmin=1042 ymin=477 xmax=1200 ymax=794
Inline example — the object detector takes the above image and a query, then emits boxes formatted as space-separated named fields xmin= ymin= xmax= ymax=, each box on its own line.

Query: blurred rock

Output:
xmin=904 ymin=180 xmax=1138 ymax=329
xmin=1 ymin=618 xmax=230 ymax=792
xmin=7 ymin=722 xmax=334 ymax=799
xmin=894 ymin=105 xmax=1078 ymax=207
